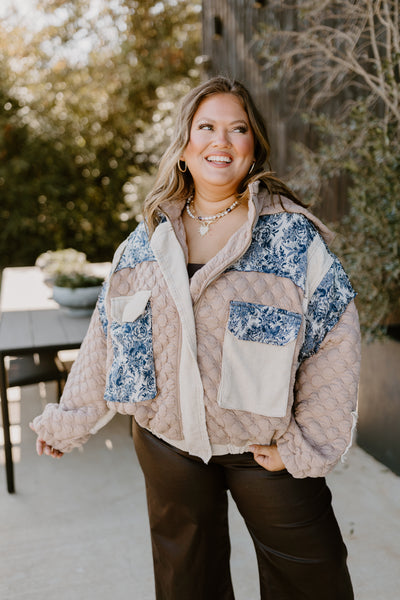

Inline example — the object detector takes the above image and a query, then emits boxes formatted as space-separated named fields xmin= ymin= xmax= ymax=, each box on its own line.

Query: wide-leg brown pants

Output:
xmin=132 ymin=421 xmax=354 ymax=600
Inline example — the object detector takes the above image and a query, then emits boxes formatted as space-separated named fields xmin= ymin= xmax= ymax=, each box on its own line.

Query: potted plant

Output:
xmin=36 ymin=249 xmax=104 ymax=316
xmin=52 ymin=271 xmax=104 ymax=316
xmin=35 ymin=248 xmax=88 ymax=284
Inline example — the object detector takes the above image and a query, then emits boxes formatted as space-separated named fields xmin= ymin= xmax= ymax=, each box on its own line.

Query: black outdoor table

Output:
xmin=0 ymin=266 xmax=107 ymax=493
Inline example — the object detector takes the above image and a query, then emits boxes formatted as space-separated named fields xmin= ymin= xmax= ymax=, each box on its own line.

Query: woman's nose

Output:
xmin=212 ymin=128 xmax=231 ymax=146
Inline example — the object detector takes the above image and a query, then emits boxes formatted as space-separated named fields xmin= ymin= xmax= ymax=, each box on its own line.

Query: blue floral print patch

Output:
xmin=115 ymin=222 xmax=156 ymax=272
xmin=299 ymin=258 xmax=356 ymax=361
xmin=105 ymin=301 xmax=157 ymax=403
xmin=228 ymin=301 xmax=302 ymax=346
xmin=228 ymin=213 xmax=316 ymax=290
xmin=97 ymin=222 xmax=155 ymax=335
xmin=227 ymin=212 xmax=355 ymax=361
xmin=97 ymin=282 xmax=108 ymax=335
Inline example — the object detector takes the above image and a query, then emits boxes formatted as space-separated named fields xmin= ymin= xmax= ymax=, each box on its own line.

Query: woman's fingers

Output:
xmin=248 ymin=444 xmax=286 ymax=472
xmin=35 ymin=437 xmax=45 ymax=456
xmin=35 ymin=437 xmax=63 ymax=458
xmin=252 ymin=451 xmax=272 ymax=470
xmin=30 ymin=424 xmax=63 ymax=458
xmin=51 ymin=448 xmax=64 ymax=458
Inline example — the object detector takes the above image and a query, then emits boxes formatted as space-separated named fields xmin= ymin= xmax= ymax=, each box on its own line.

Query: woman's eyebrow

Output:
xmin=194 ymin=117 xmax=249 ymax=125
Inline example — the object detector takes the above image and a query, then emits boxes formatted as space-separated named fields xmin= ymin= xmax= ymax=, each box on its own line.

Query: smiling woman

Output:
xmin=31 ymin=76 xmax=361 ymax=600
xmin=179 ymin=93 xmax=255 ymax=261
xmin=181 ymin=94 xmax=255 ymax=205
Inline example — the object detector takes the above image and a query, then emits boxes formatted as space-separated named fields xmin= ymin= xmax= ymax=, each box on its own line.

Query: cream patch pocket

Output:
xmin=110 ymin=290 xmax=152 ymax=323
xmin=217 ymin=301 xmax=302 ymax=417
xmin=106 ymin=290 xmax=156 ymax=403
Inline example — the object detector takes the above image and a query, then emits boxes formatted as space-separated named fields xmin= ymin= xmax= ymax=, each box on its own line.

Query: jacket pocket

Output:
xmin=217 ymin=301 xmax=301 ymax=417
xmin=105 ymin=291 xmax=157 ymax=403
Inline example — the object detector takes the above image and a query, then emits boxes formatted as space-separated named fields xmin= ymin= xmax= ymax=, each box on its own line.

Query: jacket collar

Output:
xmin=158 ymin=179 xmax=335 ymax=251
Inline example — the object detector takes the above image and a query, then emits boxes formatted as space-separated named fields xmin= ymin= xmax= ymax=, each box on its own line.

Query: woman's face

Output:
xmin=182 ymin=93 xmax=255 ymax=198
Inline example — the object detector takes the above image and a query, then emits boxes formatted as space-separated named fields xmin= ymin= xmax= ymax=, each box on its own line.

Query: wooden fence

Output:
xmin=201 ymin=0 xmax=348 ymax=222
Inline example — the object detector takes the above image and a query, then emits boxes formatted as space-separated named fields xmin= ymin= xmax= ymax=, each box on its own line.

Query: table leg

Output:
xmin=0 ymin=355 xmax=15 ymax=493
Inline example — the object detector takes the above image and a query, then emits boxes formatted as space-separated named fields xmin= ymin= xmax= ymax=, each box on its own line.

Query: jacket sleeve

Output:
xmin=277 ymin=299 xmax=361 ymax=478
xmin=30 ymin=303 xmax=115 ymax=453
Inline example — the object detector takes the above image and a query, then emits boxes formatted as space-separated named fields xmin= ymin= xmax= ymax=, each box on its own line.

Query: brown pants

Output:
xmin=132 ymin=422 xmax=354 ymax=600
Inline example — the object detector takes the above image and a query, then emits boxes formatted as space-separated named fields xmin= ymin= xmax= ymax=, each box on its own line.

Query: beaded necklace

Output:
xmin=185 ymin=196 xmax=240 ymax=236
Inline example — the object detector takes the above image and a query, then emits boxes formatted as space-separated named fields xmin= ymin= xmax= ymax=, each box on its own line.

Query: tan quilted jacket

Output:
xmin=31 ymin=182 xmax=361 ymax=478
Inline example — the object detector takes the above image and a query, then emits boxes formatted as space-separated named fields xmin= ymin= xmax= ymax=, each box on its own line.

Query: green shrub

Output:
xmin=287 ymin=106 xmax=400 ymax=340
xmin=53 ymin=272 xmax=104 ymax=289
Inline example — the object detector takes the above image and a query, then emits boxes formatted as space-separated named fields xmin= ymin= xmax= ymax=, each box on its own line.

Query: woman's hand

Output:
xmin=29 ymin=424 xmax=63 ymax=458
xmin=36 ymin=438 xmax=64 ymax=458
xmin=35 ymin=438 xmax=64 ymax=458
xmin=249 ymin=443 xmax=285 ymax=472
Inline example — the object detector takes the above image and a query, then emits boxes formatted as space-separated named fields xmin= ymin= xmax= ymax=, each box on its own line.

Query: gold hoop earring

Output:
xmin=248 ymin=161 xmax=256 ymax=174
xmin=178 ymin=159 xmax=187 ymax=173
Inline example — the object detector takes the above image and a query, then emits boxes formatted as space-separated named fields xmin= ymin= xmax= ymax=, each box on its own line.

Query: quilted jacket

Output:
xmin=31 ymin=181 xmax=361 ymax=478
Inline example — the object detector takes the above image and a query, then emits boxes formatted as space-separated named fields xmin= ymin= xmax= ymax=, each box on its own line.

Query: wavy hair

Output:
xmin=143 ymin=76 xmax=303 ymax=234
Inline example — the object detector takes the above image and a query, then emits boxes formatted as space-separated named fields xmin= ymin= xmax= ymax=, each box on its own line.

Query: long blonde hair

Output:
xmin=143 ymin=76 xmax=303 ymax=234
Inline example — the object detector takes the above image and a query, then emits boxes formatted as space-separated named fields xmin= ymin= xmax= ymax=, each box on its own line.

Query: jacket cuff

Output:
xmin=30 ymin=402 xmax=105 ymax=453
xmin=276 ymin=413 xmax=357 ymax=479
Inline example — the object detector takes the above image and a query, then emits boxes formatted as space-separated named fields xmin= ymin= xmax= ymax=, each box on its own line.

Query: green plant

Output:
xmin=36 ymin=248 xmax=105 ymax=288
xmin=333 ymin=121 xmax=400 ymax=338
xmin=257 ymin=0 xmax=400 ymax=339
xmin=35 ymin=248 xmax=87 ymax=276
xmin=53 ymin=272 xmax=104 ymax=289
xmin=285 ymin=105 xmax=400 ymax=340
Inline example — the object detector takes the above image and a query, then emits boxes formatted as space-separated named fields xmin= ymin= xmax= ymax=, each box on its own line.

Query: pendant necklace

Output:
xmin=185 ymin=196 xmax=240 ymax=236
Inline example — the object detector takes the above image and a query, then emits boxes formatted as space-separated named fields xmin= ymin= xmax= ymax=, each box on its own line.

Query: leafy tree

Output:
xmin=0 ymin=0 xmax=201 ymax=267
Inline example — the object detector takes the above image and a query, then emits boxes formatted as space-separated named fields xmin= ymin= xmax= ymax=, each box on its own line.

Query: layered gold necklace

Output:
xmin=185 ymin=196 xmax=240 ymax=236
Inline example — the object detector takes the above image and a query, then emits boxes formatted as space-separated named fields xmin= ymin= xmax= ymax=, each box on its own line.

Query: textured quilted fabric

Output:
xmin=277 ymin=302 xmax=361 ymax=477
xmin=31 ymin=185 xmax=361 ymax=478
xmin=196 ymin=271 xmax=304 ymax=447
xmin=31 ymin=308 xmax=109 ymax=452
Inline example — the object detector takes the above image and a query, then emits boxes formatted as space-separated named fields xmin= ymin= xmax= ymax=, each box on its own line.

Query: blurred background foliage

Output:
xmin=257 ymin=0 xmax=400 ymax=339
xmin=287 ymin=107 xmax=400 ymax=339
xmin=0 ymin=0 xmax=201 ymax=266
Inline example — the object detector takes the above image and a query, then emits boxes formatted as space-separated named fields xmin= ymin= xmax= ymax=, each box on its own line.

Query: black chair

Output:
xmin=7 ymin=351 xmax=67 ymax=400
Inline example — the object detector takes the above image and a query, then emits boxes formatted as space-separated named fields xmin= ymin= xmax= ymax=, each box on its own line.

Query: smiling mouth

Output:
xmin=206 ymin=155 xmax=232 ymax=165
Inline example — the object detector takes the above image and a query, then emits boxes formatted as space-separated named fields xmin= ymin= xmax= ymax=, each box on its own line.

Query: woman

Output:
xmin=31 ymin=77 xmax=361 ymax=599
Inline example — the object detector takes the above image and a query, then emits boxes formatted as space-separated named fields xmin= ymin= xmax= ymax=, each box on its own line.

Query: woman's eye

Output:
xmin=197 ymin=123 xmax=248 ymax=133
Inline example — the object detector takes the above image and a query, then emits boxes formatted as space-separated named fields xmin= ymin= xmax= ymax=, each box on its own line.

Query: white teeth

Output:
xmin=207 ymin=155 xmax=232 ymax=163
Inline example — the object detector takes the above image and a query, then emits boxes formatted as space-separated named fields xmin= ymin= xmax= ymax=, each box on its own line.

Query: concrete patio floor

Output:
xmin=1 ymin=379 xmax=399 ymax=600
